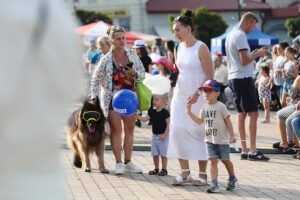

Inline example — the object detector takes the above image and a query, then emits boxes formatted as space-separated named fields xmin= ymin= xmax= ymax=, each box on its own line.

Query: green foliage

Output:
xmin=169 ymin=6 xmax=228 ymax=48
xmin=285 ymin=17 xmax=300 ymax=38
xmin=168 ymin=15 xmax=176 ymax=32
xmin=75 ymin=9 xmax=112 ymax=25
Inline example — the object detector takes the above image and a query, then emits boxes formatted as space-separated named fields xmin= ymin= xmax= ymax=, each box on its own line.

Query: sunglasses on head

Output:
xmin=174 ymin=16 xmax=183 ymax=21
xmin=111 ymin=26 xmax=125 ymax=33
xmin=174 ymin=15 xmax=189 ymax=23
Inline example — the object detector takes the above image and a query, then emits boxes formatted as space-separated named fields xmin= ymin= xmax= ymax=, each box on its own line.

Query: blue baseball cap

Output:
xmin=198 ymin=79 xmax=220 ymax=92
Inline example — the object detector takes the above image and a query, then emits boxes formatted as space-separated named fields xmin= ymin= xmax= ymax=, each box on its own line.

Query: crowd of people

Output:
xmin=83 ymin=10 xmax=300 ymax=194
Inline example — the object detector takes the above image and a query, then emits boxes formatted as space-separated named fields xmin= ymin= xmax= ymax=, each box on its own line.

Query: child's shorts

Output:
xmin=206 ymin=142 xmax=230 ymax=161
xmin=283 ymin=78 xmax=294 ymax=94
xmin=151 ymin=134 xmax=169 ymax=157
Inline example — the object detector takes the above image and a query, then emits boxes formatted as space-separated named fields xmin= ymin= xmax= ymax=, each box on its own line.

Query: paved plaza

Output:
xmin=62 ymin=109 xmax=300 ymax=200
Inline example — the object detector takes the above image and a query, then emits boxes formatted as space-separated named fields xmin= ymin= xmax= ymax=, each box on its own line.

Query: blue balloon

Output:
xmin=112 ymin=89 xmax=138 ymax=117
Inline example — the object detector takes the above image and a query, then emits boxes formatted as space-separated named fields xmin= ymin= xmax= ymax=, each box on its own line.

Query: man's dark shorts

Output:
xmin=229 ymin=77 xmax=258 ymax=113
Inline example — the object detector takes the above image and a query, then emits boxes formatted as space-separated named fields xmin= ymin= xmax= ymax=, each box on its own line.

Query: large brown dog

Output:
xmin=67 ymin=97 xmax=109 ymax=173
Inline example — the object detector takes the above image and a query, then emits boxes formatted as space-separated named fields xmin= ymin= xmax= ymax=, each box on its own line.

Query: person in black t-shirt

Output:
xmin=137 ymin=94 xmax=170 ymax=176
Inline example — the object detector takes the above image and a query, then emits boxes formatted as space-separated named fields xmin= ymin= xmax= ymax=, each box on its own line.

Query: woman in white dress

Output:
xmin=167 ymin=10 xmax=213 ymax=185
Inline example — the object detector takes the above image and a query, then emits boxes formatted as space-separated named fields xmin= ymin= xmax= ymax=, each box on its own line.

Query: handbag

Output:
xmin=136 ymin=81 xmax=152 ymax=111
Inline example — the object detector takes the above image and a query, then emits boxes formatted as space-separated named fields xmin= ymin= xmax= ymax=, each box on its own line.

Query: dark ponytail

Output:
xmin=184 ymin=10 xmax=193 ymax=18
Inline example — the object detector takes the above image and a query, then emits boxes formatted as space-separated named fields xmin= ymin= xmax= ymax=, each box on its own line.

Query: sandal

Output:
xmin=171 ymin=169 xmax=193 ymax=186
xmin=148 ymin=169 xmax=159 ymax=175
xmin=193 ymin=172 xmax=208 ymax=186
xmin=157 ymin=169 xmax=168 ymax=176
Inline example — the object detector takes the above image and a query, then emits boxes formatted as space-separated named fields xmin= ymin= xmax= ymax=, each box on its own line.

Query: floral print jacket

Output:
xmin=90 ymin=48 xmax=145 ymax=117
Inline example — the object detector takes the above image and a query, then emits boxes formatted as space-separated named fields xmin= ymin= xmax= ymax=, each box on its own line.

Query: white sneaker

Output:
xmin=115 ymin=162 xmax=125 ymax=175
xmin=125 ymin=161 xmax=142 ymax=173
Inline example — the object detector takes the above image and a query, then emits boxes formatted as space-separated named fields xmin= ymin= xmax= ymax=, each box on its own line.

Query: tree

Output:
xmin=285 ymin=17 xmax=300 ymax=39
xmin=169 ymin=6 xmax=228 ymax=48
xmin=74 ymin=9 xmax=112 ymax=25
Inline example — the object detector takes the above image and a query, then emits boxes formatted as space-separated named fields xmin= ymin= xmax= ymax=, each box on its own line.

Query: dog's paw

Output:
xmin=85 ymin=168 xmax=91 ymax=172
xmin=73 ymin=156 xmax=82 ymax=168
xmin=99 ymin=167 xmax=109 ymax=174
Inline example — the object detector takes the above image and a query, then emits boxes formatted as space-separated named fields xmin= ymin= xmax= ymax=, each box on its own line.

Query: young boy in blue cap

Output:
xmin=187 ymin=79 xmax=238 ymax=193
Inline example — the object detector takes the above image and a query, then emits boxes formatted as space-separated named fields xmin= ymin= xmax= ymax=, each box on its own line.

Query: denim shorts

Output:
xmin=206 ymin=142 xmax=230 ymax=161
xmin=151 ymin=134 xmax=169 ymax=157
xmin=283 ymin=78 xmax=294 ymax=95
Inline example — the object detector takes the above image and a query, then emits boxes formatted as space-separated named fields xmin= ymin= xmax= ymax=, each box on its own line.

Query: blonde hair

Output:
xmin=153 ymin=93 xmax=169 ymax=104
xmin=96 ymin=36 xmax=110 ymax=47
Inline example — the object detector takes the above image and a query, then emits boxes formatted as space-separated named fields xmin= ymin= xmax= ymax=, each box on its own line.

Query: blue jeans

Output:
xmin=291 ymin=116 xmax=300 ymax=142
xmin=275 ymin=85 xmax=283 ymax=102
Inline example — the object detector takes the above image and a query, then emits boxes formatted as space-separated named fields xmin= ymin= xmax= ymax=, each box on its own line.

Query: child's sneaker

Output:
xmin=227 ymin=178 xmax=238 ymax=191
xmin=207 ymin=185 xmax=220 ymax=193
xmin=207 ymin=180 xmax=220 ymax=193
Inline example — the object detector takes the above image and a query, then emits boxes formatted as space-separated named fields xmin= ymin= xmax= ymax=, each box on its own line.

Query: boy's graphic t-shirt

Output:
xmin=200 ymin=101 xmax=230 ymax=144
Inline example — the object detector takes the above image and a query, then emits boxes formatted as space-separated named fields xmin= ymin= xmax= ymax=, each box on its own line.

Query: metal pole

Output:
xmin=237 ymin=0 xmax=241 ymax=21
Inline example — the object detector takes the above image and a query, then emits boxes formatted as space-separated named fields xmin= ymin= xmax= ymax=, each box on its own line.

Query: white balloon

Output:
xmin=143 ymin=74 xmax=171 ymax=95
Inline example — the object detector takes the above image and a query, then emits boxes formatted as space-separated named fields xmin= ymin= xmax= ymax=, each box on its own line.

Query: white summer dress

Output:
xmin=167 ymin=41 xmax=207 ymax=160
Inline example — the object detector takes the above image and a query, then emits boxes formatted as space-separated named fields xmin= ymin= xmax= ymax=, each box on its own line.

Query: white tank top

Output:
xmin=175 ymin=40 xmax=205 ymax=98
xmin=284 ymin=60 xmax=295 ymax=75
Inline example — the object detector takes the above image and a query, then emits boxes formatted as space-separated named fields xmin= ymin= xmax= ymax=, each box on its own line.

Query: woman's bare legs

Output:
xmin=108 ymin=110 xmax=123 ymax=163
xmin=178 ymin=159 xmax=190 ymax=177
xmin=122 ymin=114 xmax=137 ymax=162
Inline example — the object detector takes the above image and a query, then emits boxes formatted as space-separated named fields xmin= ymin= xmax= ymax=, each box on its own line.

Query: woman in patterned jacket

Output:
xmin=90 ymin=25 xmax=145 ymax=175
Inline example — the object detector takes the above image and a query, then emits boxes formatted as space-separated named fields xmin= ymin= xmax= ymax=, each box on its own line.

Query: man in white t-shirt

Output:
xmin=225 ymin=12 xmax=270 ymax=161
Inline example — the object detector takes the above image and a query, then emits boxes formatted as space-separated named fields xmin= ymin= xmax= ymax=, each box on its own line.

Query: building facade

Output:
xmin=147 ymin=0 xmax=300 ymax=42
xmin=65 ymin=0 xmax=300 ymax=43
xmin=65 ymin=0 xmax=149 ymax=33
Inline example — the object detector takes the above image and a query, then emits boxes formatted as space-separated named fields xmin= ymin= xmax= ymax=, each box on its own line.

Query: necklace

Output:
xmin=113 ymin=51 xmax=127 ymax=67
